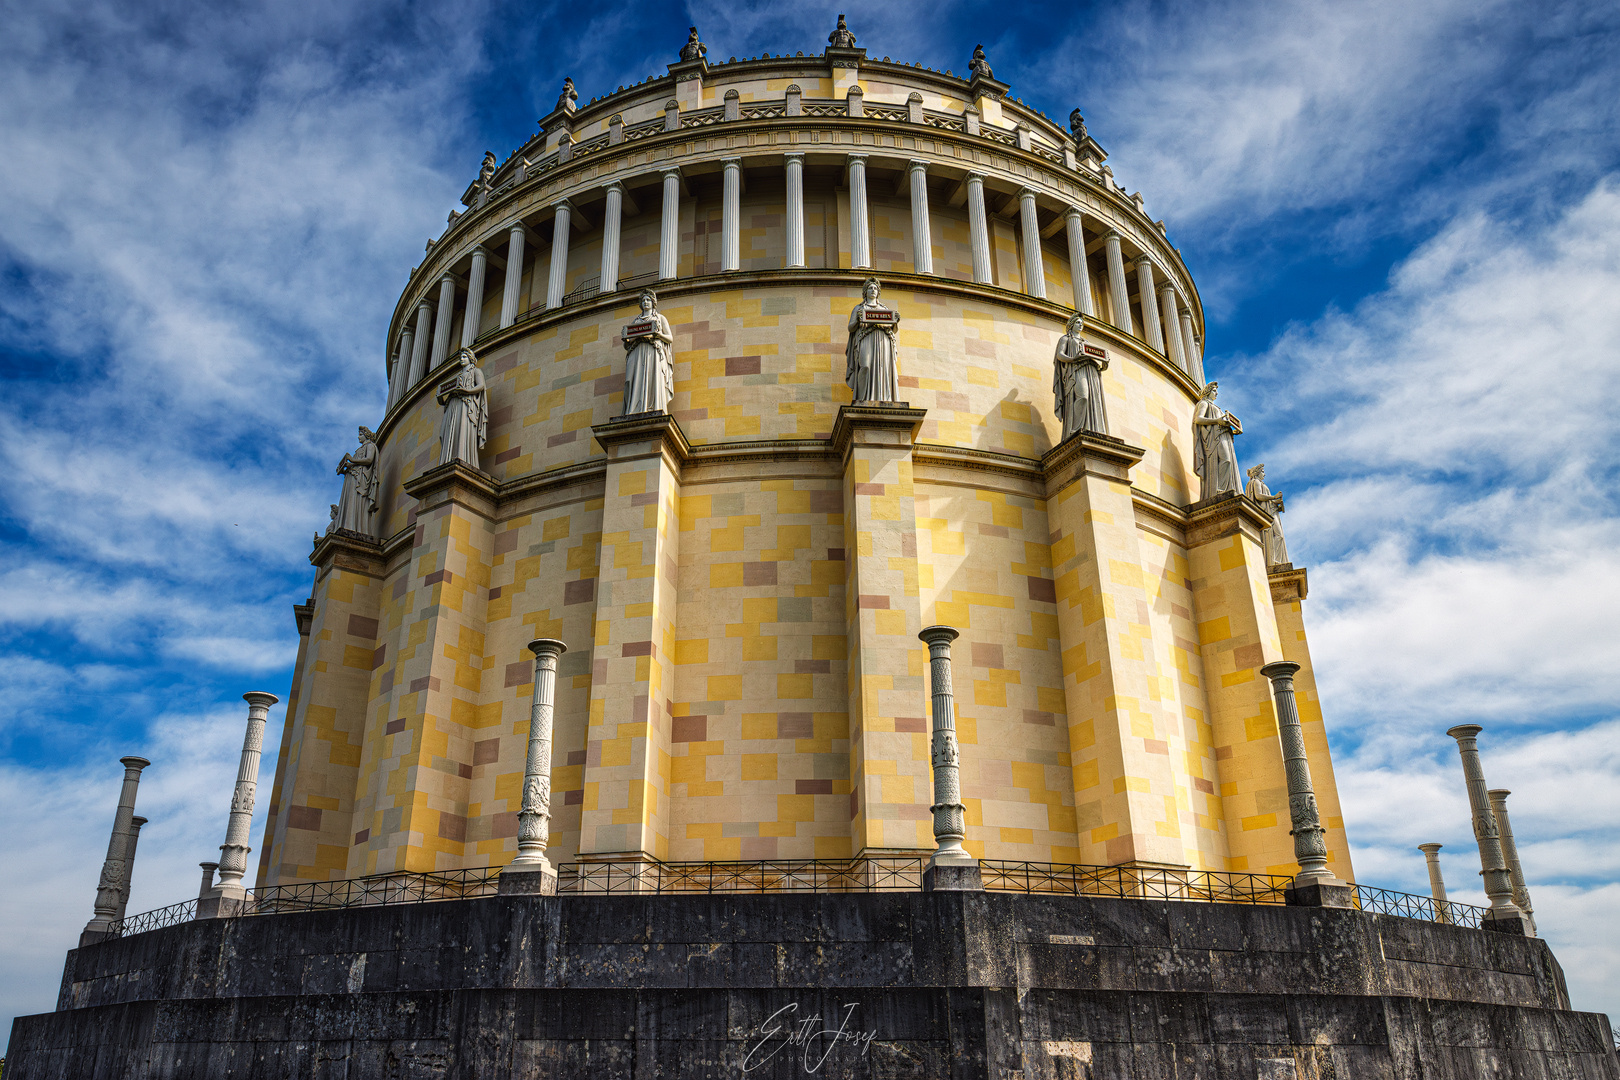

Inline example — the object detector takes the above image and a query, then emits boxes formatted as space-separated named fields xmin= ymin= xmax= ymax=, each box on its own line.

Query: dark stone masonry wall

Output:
xmin=7 ymin=891 xmax=1617 ymax=1078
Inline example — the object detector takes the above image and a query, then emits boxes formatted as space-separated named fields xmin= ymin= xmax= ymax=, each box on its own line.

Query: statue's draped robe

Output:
xmin=335 ymin=440 xmax=379 ymax=536
xmin=622 ymin=313 xmax=675 ymax=415
xmin=1052 ymin=334 xmax=1108 ymax=440
xmin=1244 ymin=476 xmax=1289 ymax=567
xmin=1193 ymin=398 xmax=1241 ymax=500
xmin=438 ymin=364 xmax=488 ymax=467
xmin=845 ymin=300 xmax=900 ymax=403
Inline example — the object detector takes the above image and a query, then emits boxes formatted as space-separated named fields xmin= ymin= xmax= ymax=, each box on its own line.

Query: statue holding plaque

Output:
xmin=1244 ymin=464 xmax=1290 ymax=568
xmin=437 ymin=348 xmax=488 ymax=468
xmin=1192 ymin=381 xmax=1242 ymax=500
xmin=621 ymin=289 xmax=675 ymax=415
xmin=1052 ymin=313 xmax=1109 ymax=439
xmin=333 ymin=426 xmax=379 ymax=537
xmin=845 ymin=277 xmax=900 ymax=404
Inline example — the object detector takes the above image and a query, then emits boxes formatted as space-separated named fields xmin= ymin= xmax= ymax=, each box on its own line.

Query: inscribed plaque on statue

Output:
xmin=624 ymin=317 xmax=658 ymax=339
xmin=858 ymin=308 xmax=898 ymax=326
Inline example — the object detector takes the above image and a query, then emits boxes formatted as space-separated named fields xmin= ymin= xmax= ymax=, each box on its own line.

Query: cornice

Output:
xmin=1268 ymin=564 xmax=1309 ymax=603
xmin=1184 ymin=492 xmax=1274 ymax=549
xmin=829 ymin=403 xmax=927 ymax=460
xmin=1039 ymin=431 xmax=1146 ymax=498
xmin=310 ymin=529 xmax=387 ymax=577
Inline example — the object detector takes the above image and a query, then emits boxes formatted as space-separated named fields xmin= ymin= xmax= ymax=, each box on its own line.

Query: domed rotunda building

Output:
xmin=258 ymin=23 xmax=1351 ymax=891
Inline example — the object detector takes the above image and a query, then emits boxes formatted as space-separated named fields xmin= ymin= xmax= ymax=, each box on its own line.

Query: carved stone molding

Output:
xmin=1039 ymin=431 xmax=1144 ymax=498
xmin=591 ymin=410 xmax=692 ymax=473
xmin=1268 ymin=565 xmax=1309 ymax=603
xmin=310 ymin=529 xmax=386 ymax=577
xmin=403 ymin=459 xmax=501 ymax=520
xmin=1184 ymin=492 xmax=1273 ymax=549
xmin=829 ymin=402 xmax=926 ymax=461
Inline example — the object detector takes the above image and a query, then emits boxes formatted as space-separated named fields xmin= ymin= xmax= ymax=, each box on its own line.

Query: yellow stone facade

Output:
xmin=257 ymin=45 xmax=1351 ymax=888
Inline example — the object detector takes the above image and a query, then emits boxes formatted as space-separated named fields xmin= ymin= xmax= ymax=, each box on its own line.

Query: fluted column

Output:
xmin=965 ymin=173 xmax=992 ymax=284
xmin=1179 ymin=309 xmax=1201 ymax=383
xmin=111 ymin=815 xmax=147 ymax=927
xmin=721 ymin=158 xmax=741 ymax=272
xmin=430 ymin=273 xmax=456 ymax=372
xmin=210 ymin=692 xmax=278 ymax=904
xmin=1158 ymin=282 xmax=1188 ymax=372
xmin=197 ymin=861 xmax=218 ymax=900
xmin=919 ymin=625 xmax=980 ymax=892
xmin=907 ymin=160 xmax=933 ymax=275
xmin=82 ymin=755 xmax=150 ymax=943
xmin=659 ymin=168 xmax=681 ymax=280
xmin=1488 ymin=788 xmax=1536 ymax=928
xmin=1418 ymin=843 xmax=1451 ymax=923
xmin=600 ymin=183 xmax=624 ymax=294
xmin=407 ymin=300 xmax=433 ymax=387
xmin=1104 ymin=230 xmax=1131 ymax=331
xmin=1446 ymin=725 xmax=1530 ymax=930
xmin=459 ymin=246 xmax=488 ymax=348
xmin=784 ymin=153 xmax=806 ymax=267
xmin=1064 ymin=209 xmax=1094 ymax=315
xmin=1135 ymin=258 xmax=1164 ymax=350
xmin=501 ymin=638 xmax=567 ymax=894
xmin=386 ymin=333 xmax=408 ymax=408
xmin=546 ymin=200 xmax=573 ymax=309
xmin=847 ymin=154 xmax=870 ymax=269
xmin=1018 ymin=188 xmax=1046 ymax=298
xmin=500 ymin=223 xmax=526 ymax=328
xmin=1260 ymin=662 xmax=1333 ymax=884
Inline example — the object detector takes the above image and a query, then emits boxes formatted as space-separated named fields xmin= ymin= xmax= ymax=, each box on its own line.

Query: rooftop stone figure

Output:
xmin=1245 ymin=464 xmax=1290 ymax=568
xmin=1069 ymin=109 xmax=1088 ymax=142
xmin=333 ymin=426 xmax=379 ymax=537
xmin=1052 ymin=314 xmax=1108 ymax=440
xmin=845 ymin=277 xmax=900 ymax=404
xmin=970 ymin=44 xmax=993 ymax=81
xmin=556 ymin=77 xmax=578 ymax=113
xmin=1192 ymin=381 xmax=1242 ymax=500
xmin=828 ymin=14 xmax=856 ymax=49
xmin=621 ymin=289 xmax=674 ymax=416
xmin=437 ymin=348 xmax=488 ymax=468
xmin=679 ymin=26 xmax=707 ymax=62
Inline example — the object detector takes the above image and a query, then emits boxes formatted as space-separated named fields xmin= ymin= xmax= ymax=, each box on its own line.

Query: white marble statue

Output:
xmin=845 ymin=277 xmax=900 ymax=404
xmin=1245 ymin=464 xmax=1290 ymax=568
xmin=1192 ymin=381 xmax=1242 ymax=500
xmin=333 ymin=426 xmax=379 ymax=536
xmin=437 ymin=348 xmax=488 ymax=468
xmin=621 ymin=289 xmax=675 ymax=415
xmin=1052 ymin=313 xmax=1108 ymax=439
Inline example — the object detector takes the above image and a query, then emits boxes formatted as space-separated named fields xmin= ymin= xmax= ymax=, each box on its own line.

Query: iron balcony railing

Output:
xmin=107 ymin=858 xmax=1495 ymax=938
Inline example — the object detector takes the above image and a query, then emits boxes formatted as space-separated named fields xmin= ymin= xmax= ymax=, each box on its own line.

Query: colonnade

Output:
xmin=385 ymin=151 xmax=1207 ymax=410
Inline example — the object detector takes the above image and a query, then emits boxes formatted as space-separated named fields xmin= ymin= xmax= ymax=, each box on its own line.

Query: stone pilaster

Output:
xmin=257 ymin=598 xmax=314 ymax=887
xmin=832 ymin=404 xmax=931 ymax=856
xmin=1042 ymin=433 xmax=1185 ymax=867
xmin=575 ymin=413 xmax=688 ymax=864
xmin=1185 ymin=493 xmax=1293 ymax=875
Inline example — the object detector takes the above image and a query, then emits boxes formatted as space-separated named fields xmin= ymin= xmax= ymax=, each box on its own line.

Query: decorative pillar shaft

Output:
xmin=1445 ymin=725 xmax=1525 ymax=921
xmin=1158 ymin=283 xmax=1187 ymax=372
xmin=459 ymin=246 xmax=488 ymax=348
xmin=83 ymin=755 xmax=150 ymax=941
xmin=721 ymin=158 xmax=741 ymax=272
xmin=1418 ymin=842 xmax=1451 ymax=922
xmin=430 ymin=274 xmax=456 ymax=372
xmin=847 ymin=155 xmax=870 ymax=269
xmin=1064 ymin=209 xmax=1094 ymax=315
xmin=197 ymin=861 xmax=219 ymax=900
xmin=1259 ymin=662 xmax=1332 ymax=882
xmin=386 ymin=333 xmax=408 ymax=408
xmin=784 ymin=153 xmax=805 ymax=267
xmin=1135 ymin=258 xmax=1164 ymax=350
xmin=215 ymin=692 xmax=279 ymax=893
xmin=1104 ymin=231 xmax=1132 ymax=331
xmin=502 ymin=639 xmax=567 ymax=894
xmin=600 ymin=183 xmax=624 ymax=294
xmin=1179 ymin=309 xmax=1201 ymax=383
xmin=111 ymin=816 xmax=147 ymax=926
xmin=1488 ymin=788 xmax=1535 ymax=923
xmin=965 ymin=173 xmax=992 ymax=284
xmin=408 ymin=301 xmax=433 ymax=387
xmin=1018 ymin=188 xmax=1046 ymax=298
xmin=918 ymin=626 xmax=969 ymax=864
xmin=500 ymin=223 xmax=526 ymax=328
xmin=907 ymin=160 xmax=933 ymax=275
xmin=659 ymin=169 xmax=681 ymax=280
xmin=546 ymin=201 xmax=573 ymax=309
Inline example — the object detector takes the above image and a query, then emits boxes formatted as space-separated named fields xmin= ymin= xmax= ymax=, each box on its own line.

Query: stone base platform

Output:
xmin=7 ymin=891 xmax=1616 ymax=1078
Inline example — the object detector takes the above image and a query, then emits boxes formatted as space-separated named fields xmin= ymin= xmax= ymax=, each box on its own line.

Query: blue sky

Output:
xmin=3 ymin=0 xmax=1618 ymax=1048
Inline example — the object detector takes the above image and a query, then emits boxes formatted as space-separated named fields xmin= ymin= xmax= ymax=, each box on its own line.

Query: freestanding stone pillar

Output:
xmin=430 ymin=273 xmax=456 ymax=371
xmin=659 ymin=168 xmax=681 ymax=280
xmin=600 ymin=183 xmax=624 ymax=294
xmin=111 ymin=816 xmax=147 ymax=927
xmin=1418 ymin=842 xmax=1451 ymax=923
xmin=721 ymin=158 xmax=742 ymax=272
xmin=1064 ymin=209 xmax=1094 ymax=315
xmin=408 ymin=299 xmax=433 ymax=387
xmin=500 ymin=223 xmax=526 ymax=328
xmin=847 ymin=154 xmax=871 ymax=269
xmin=459 ymin=245 xmax=488 ymax=348
xmin=1018 ymin=188 xmax=1045 ymax=297
xmin=1446 ymin=725 xmax=1531 ymax=933
xmin=1262 ymin=661 xmax=1350 ymax=906
xmin=546 ymin=200 xmax=574 ymax=309
xmin=197 ymin=862 xmax=219 ymax=900
xmin=1104 ymin=230 xmax=1132 ymax=332
xmin=500 ymin=638 xmax=568 ymax=895
xmin=918 ymin=626 xmax=980 ymax=891
xmin=965 ymin=173 xmax=992 ymax=284
xmin=907 ymin=160 xmax=933 ymax=275
xmin=1134 ymin=257 xmax=1164 ymax=351
xmin=1158 ymin=282 xmax=1187 ymax=372
xmin=199 ymin=692 xmax=278 ymax=919
xmin=784 ymin=153 xmax=806 ymax=267
xmin=1489 ymin=788 xmax=1536 ymax=932
xmin=82 ymin=755 xmax=150 ymax=945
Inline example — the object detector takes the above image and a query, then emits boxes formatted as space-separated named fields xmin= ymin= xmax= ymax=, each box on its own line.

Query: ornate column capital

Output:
xmin=908 ymin=158 xmax=929 ymax=174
